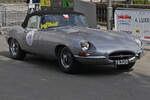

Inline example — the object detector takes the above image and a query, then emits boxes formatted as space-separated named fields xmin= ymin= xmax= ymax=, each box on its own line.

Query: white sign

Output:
xmin=26 ymin=31 xmax=35 ymax=46
xmin=115 ymin=9 xmax=150 ymax=43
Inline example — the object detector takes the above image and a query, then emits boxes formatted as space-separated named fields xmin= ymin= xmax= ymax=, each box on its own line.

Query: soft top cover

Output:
xmin=22 ymin=9 xmax=84 ymax=28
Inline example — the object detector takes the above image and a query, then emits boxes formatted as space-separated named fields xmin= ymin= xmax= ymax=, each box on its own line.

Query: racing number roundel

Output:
xmin=26 ymin=31 xmax=35 ymax=46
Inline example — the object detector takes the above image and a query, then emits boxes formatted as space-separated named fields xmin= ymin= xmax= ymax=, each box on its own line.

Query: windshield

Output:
xmin=40 ymin=14 xmax=88 ymax=29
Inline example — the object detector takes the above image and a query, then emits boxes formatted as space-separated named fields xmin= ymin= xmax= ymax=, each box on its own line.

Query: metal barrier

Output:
xmin=5 ymin=11 xmax=27 ymax=26
xmin=0 ymin=4 xmax=27 ymax=27
xmin=1 ymin=3 xmax=150 ymax=27
xmin=96 ymin=3 xmax=107 ymax=25
xmin=0 ymin=0 xmax=26 ymax=3
xmin=96 ymin=3 xmax=150 ymax=25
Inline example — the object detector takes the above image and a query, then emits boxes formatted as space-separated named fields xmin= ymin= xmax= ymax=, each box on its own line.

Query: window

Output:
xmin=27 ymin=16 xmax=39 ymax=29
xmin=40 ymin=14 xmax=88 ymax=29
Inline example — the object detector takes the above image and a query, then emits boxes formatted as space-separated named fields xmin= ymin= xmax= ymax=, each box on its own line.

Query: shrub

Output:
xmin=133 ymin=0 xmax=149 ymax=4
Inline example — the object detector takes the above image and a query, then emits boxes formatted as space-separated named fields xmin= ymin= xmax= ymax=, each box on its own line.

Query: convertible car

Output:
xmin=6 ymin=10 xmax=143 ymax=73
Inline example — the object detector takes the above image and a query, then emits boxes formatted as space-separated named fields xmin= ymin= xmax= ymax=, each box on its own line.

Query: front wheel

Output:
xmin=58 ymin=47 xmax=78 ymax=74
xmin=9 ymin=39 xmax=26 ymax=60
xmin=117 ymin=62 xmax=135 ymax=70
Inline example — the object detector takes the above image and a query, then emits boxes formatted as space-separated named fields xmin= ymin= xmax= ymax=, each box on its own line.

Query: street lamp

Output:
xmin=107 ymin=0 xmax=113 ymax=30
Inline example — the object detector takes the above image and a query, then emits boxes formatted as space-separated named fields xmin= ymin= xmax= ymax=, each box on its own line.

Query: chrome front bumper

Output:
xmin=74 ymin=53 xmax=141 ymax=65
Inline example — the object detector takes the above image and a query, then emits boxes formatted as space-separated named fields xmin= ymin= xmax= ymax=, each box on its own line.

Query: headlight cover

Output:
xmin=135 ymin=39 xmax=142 ymax=48
xmin=80 ymin=41 xmax=90 ymax=51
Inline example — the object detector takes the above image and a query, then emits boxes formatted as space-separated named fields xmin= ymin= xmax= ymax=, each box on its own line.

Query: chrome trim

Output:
xmin=74 ymin=55 xmax=107 ymax=59
xmin=129 ymin=57 xmax=137 ymax=62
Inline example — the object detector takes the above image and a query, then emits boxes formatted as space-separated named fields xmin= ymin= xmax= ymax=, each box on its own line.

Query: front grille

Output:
xmin=109 ymin=51 xmax=135 ymax=60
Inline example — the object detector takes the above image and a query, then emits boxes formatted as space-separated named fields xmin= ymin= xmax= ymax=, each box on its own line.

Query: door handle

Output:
xmin=24 ymin=30 xmax=29 ymax=33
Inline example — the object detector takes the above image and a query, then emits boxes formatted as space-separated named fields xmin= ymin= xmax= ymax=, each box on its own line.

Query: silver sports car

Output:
xmin=6 ymin=10 xmax=143 ymax=73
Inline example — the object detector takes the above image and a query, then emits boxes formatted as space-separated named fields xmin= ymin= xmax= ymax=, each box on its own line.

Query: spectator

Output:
xmin=27 ymin=0 xmax=41 ymax=13
xmin=33 ymin=0 xmax=40 ymax=3
xmin=26 ymin=0 xmax=40 ymax=4
xmin=26 ymin=0 xmax=30 ymax=3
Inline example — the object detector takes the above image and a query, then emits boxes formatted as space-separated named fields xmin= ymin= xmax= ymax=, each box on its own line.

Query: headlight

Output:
xmin=135 ymin=39 xmax=142 ymax=47
xmin=80 ymin=41 xmax=90 ymax=51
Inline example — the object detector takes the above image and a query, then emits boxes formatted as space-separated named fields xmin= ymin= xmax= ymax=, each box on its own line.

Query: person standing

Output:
xmin=27 ymin=0 xmax=40 ymax=13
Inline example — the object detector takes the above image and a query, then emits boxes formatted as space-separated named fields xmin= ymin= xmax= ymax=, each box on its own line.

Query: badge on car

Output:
xmin=115 ymin=60 xmax=129 ymax=65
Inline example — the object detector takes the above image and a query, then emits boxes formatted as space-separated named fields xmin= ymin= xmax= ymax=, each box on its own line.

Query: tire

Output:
xmin=9 ymin=39 xmax=26 ymax=60
xmin=117 ymin=62 xmax=135 ymax=70
xmin=58 ymin=47 xmax=78 ymax=74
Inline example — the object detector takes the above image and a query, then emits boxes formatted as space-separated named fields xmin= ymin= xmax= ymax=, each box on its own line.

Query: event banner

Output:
xmin=41 ymin=0 xmax=51 ymax=7
xmin=115 ymin=8 xmax=150 ymax=43
xmin=40 ymin=0 xmax=74 ymax=8
xmin=62 ymin=0 xmax=74 ymax=8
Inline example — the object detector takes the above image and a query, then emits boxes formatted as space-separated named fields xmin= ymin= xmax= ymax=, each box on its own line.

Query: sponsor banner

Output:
xmin=62 ymin=0 xmax=74 ymax=8
xmin=51 ymin=0 xmax=62 ymax=8
xmin=115 ymin=8 xmax=150 ymax=44
xmin=40 ymin=0 xmax=74 ymax=10
xmin=41 ymin=0 xmax=51 ymax=7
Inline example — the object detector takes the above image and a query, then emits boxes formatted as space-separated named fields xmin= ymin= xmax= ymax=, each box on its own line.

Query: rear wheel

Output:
xmin=58 ymin=47 xmax=78 ymax=73
xmin=9 ymin=39 xmax=26 ymax=60
xmin=117 ymin=62 xmax=135 ymax=70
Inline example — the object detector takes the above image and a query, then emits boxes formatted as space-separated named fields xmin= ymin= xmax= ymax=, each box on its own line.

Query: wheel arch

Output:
xmin=55 ymin=45 xmax=67 ymax=57
xmin=7 ymin=37 xmax=23 ymax=49
xmin=8 ymin=37 xmax=13 ymax=44
xmin=8 ymin=37 xmax=19 ymax=44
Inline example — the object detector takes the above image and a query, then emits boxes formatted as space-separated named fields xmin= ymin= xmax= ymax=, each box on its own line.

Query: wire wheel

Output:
xmin=58 ymin=47 xmax=78 ymax=73
xmin=9 ymin=39 xmax=26 ymax=60
xmin=10 ymin=40 xmax=19 ymax=57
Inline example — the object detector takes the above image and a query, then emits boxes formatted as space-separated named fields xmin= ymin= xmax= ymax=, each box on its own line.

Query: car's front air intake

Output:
xmin=109 ymin=51 xmax=135 ymax=60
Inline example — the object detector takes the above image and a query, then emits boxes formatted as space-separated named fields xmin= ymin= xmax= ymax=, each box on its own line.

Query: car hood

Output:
xmin=56 ymin=26 xmax=139 ymax=52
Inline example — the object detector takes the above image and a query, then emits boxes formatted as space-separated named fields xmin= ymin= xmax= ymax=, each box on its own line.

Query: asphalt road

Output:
xmin=0 ymin=35 xmax=150 ymax=100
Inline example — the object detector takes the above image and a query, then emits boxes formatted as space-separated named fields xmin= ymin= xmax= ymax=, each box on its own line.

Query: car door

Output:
xmin=36 ymin=15 xmax=59 ymax=57
xmin=23 ymin=15 xmax=40 ymax=53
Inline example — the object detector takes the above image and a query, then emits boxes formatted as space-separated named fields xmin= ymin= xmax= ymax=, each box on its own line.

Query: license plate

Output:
xmin=115 ymin=60 xmax=129 ymax=65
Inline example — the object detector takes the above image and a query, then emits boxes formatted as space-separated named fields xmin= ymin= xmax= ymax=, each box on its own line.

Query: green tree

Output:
xmin=133 ymin=0 xmax=149 ymax=4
